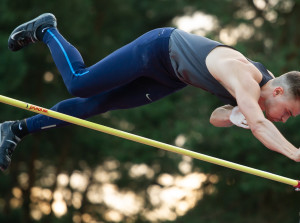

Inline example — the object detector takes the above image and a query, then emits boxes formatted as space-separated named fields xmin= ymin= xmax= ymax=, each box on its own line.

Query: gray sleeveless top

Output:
xmin=169 ymin=29 xmax=273 ymax=105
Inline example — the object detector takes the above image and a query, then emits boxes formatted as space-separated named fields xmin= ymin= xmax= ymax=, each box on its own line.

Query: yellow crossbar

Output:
xmin=0 ymin=94 xmax=299 ymax=189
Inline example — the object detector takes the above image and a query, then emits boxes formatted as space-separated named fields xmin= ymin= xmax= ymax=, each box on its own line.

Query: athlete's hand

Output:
xmin=229 ymin=106 xmax=250 ymax=129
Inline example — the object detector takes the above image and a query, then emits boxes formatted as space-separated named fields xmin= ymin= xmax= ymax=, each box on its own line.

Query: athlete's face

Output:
xmin=264 ymin=87 xmax=300 ymax=123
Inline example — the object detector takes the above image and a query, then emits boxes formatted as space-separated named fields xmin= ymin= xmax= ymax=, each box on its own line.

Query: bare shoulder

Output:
xmin=206 ymin=46 xmax=245 ymax=63
xmin=206 ymin=46 xmax=262 ymax=83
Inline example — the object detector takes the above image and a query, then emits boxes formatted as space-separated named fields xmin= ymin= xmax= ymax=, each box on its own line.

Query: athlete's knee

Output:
xmin=67 ymin=84 xmax=89 ymax=98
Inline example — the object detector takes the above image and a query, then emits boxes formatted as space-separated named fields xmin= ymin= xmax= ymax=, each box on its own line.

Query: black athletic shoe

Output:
xmin=8 ymin=13 xmax=57 ymax=51
xmin=0 ymin=121 xmax=21 ymax=171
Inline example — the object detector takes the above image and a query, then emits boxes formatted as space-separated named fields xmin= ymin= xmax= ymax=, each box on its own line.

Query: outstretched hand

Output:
xmin=229 ymin=106 xmax=250 ymax=129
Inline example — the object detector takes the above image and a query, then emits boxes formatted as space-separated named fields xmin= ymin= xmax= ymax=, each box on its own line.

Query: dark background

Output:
xmin=1 ymin=0 xmax=300 ymax=222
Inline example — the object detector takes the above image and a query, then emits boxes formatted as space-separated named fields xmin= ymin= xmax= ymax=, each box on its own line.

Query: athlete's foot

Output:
xmin=0 ymin=121 xmax=21 ymax=171
xmin=8 ymin=13 xmax=57 ymax=52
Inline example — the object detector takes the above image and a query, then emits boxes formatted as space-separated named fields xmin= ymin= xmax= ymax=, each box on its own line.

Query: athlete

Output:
xmin=1 ymin=13 xmax=300 ymax=171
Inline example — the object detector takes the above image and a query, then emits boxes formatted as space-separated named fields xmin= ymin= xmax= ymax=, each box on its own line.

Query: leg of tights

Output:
xmin=43 ymin=28 xmax=175 ymax=98
xmin=26 ymin=77 xmax=186 ymax=133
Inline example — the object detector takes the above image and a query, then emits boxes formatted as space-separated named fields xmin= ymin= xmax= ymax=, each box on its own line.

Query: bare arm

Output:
xmin=207 ymin=54 xmax=300 ymax=161
xmin=210 ymin=105 xmax=234 ymax=127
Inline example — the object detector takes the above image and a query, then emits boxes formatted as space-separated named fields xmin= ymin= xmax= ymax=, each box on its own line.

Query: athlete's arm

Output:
xmin=210 ymin=105 xmax=234 ymax=127
xmin=207 ymin=53 xmax=300 ymax=161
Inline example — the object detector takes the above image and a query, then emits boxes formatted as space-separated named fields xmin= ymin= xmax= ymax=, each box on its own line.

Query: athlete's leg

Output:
xmin=0 ymin=77 xmax=186 ymax=170
xmin=8 ymin=13 xmax=178 ymax=98
xmin=7 ymin=13 xmax=148 ymax=98
xmin=42 ymin=27 xmax=176 ymax=98
xmin=25 ymin=77 xmax=186 ymax=133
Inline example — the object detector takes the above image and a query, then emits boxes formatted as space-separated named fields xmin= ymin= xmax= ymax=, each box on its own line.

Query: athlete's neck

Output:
xmin=258 ymin=80 xmax=274 ymax=111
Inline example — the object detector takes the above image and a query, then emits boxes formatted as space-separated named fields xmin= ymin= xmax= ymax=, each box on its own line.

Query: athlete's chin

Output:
xmin=267 ymin=116 xmax=280 ymax=122
xmin=266 ymin=114 xmax=276 ymax=122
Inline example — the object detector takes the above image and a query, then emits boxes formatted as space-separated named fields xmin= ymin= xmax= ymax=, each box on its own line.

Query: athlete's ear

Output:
xmin=272 ymin=87 xmax=284 ymax=97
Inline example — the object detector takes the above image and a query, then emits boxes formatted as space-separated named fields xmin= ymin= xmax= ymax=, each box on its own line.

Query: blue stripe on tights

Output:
xmin=47 ymin=29 xmax=89 ymax=76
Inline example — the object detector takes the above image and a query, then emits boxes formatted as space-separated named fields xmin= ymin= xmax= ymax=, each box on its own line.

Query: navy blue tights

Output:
xmin=26 ymin=28 xmax=186 ymax=132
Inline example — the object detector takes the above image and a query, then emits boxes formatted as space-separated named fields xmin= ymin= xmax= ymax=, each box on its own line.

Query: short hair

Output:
xmin=273 ymin=71 xmax=300 ymax=99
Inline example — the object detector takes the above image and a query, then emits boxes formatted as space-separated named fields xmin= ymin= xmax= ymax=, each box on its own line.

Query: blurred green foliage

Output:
xmin=1 ymin=0 xmax=300 ymax=222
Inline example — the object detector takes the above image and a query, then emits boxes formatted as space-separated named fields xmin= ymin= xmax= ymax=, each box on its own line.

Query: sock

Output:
xmin=36 ymin=25 xmax=54 ymax=41
xmin=11 ymin=119 xmax=29 ymax=139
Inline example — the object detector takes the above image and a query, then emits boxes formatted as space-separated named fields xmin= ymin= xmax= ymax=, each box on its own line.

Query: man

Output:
xmin=1 ymin=13 xmax=300 ymax=171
